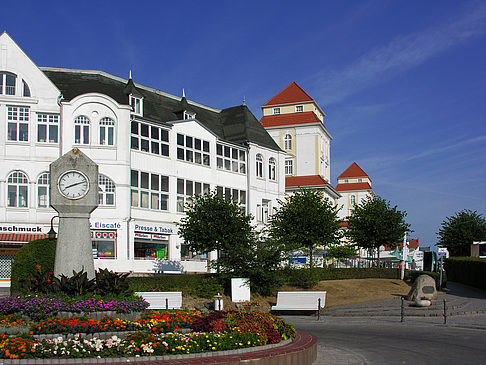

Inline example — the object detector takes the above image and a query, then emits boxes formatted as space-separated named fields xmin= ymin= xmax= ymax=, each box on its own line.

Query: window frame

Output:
xmin=0 ymin=72 xmax=17 ymax=95
xmin=284 ymin=134 xmax=292 ymax=151
xmin=74 ymin=115 xmax=90 ymax=145
xmin=37 ymin=172 xmax=50 ymax=208
xmin=131 ymin=170 xmax=169 ymax=211
xmin=273 ymin=107 xmax=280 ymax=115
xmin=268 ymin=158 xmax=277 ymax=181
xmin=177 ymin=133 xmax=210 ymax=166
xmin=130 ymin=121 xmax=169 ymax=157
xmin=284 ymin=159 xmax=294 ymax=176
xmin=7 ymin=171 xmax=29 ymax=208
xmin=98 ymin=174 xmax=116 ymax=206
xmin=37 ymin=113 xmax=59 ymax=143
xmin=256 ymin=154 xmax=264 ymax=178
xmin=295 ymin=105 xmax=304 ymax=113
xmin=99 ymin=117 xmax=115 ymax=146
xmin=130 ymin=95 xmax=143 ymax=116
xmin=216 ymin=143 xmax=245 ymax=173
xmin=7 ymin=106 xmax=29 ymax=142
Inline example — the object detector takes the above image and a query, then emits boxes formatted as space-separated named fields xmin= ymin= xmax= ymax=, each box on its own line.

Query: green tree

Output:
xmin=178 ymin=192 xmax=255 ymax=273
xmin=326 ymin=245 xmax=357 ymax=259
xmin=346 ymin=195 xmax=410 ymax=265
xmin=437 ymin=209 xmax=486 ymax=256
xmin=268 ymin=189 xmax=342 ymax=269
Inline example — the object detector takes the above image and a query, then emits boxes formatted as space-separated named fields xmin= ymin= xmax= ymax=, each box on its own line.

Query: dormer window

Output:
xmin=130 ymin=95 xmax=142 ymax=116
xmin=295 ymin=105 xmax=303 ymax=113
xmin=273 ymin=107 xmax=280 ymax=115
xmin=183 ymin=111 xmax=195 ymax=120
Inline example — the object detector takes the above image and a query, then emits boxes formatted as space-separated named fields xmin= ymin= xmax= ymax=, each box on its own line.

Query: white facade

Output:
xmin=0 ymin=32 xmax=285 ymax=280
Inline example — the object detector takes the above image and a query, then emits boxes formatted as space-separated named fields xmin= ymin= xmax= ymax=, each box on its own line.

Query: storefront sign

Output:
xmin=0 ymin=224 xmax=44 ymax=233
xmin=133 ymin=224 xmax=173 ymax=234
xmin=90 ymin=222 xmax=121 ymax=229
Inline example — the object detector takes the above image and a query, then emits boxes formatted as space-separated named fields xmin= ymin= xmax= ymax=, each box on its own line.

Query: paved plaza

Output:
xmin=285 ymin=282 xmax=486 ymax=365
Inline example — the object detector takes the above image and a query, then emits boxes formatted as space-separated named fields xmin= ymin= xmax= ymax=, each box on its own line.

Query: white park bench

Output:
xmin=135 ymin=291 xmax=182 ymax=310
xmin=271 ymin=291 xmax=326 ymax=311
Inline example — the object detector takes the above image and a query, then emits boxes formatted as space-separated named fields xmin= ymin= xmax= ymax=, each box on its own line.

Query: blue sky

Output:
xmin=3 ymin=0 xmax=485 ymax=246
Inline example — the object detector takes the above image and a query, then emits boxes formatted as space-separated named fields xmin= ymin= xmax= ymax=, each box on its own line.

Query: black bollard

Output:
xmin=401 ymin=297 xmax=405 ymax=322
xmin=166 ymin=298 xmax=169 ymax=310
xmin=443 ymin=299 xmax=447 ymax=324
xmin=317 ymin=298 xmax=321 ymax=321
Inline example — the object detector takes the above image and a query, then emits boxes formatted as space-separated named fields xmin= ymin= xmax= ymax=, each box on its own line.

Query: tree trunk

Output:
xmin=309 ymin=247 xmax=314 ymax=269
xmin=377 ymin=247 xmax=381 ymax=268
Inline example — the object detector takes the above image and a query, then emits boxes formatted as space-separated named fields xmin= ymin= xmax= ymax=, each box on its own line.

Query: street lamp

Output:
xmin=48 ymin=215 xmax=58 ymax=239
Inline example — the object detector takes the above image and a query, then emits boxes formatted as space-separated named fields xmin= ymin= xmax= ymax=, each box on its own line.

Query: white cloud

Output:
xmin=317 ymin=1 xmax=486 ymax=104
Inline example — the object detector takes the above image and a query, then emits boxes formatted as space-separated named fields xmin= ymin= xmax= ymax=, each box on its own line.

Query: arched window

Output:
xmin=256 ymin=154 xmax=264 ymax=178
xmin=22 ymin=80 xmax=31 ymax=97
xmin=37 ymin=172 xmax=50 ymax=208
xmin=0 ymin=72 xmax=16 ymax=95
xmin=284 ymin=134 xmax=292 ymax=151
xmin=269 ymin=158 xmax=276 ymax=181
xmin=350 ymin=195 xmax=356 ymax=206
xmin=98 ymin=174 xmax=115 ymax=205
xmin=74 ymin=116 xmax=90 ymax=144
xmin=99 ymin=117 xmax=115 ymax=146
xmin=7 ymin=171 xmax=28 ymax=207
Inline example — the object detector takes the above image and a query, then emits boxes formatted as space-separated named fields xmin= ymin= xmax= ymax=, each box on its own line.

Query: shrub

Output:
xmin=191 ymin=311 xmax=295 ymax=344
xmin=95 ymin=269 xmax=132 ymax=296
xmin=444 ymin=257 xmax=486 ymax=290
xmin=10 ymin=238 xmax=56 ymax=295
xmin=128 ymin=274 xmax=223 ymax=298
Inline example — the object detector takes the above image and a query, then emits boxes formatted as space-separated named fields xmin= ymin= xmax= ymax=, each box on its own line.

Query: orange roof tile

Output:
xmin=286 ymin=175 xmax=330 ymax=188
xmin=260 ymin=112 xmax=324 ymax=128
xmin=337 ymin=162 xmax=369 ymax=179
xmin=262 ymin=82 xmax=314 ymax=106
xmin=335 ymin=182 xmax=372 ymax=192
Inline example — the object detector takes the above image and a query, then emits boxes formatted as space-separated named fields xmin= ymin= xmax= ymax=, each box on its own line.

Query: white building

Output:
xmin=0 ymin=32 xmax=286 ymax=284
xmin=259 ymin=82 xmax=340 ymax=202
xmin=335 ymin=162 xmax=374 ymax=220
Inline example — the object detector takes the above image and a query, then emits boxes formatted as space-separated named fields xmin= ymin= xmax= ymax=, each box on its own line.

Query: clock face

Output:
xmin=58 ymin=170 xmax=90 ymax=200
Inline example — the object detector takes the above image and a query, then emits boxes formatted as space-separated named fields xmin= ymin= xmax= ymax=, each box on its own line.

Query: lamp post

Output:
xmin=48 ymin=215 xmax=58 ymax=239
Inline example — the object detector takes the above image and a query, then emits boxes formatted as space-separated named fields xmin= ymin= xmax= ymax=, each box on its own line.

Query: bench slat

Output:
xmin=136 ymin=291 xmax=182 ymax=310
xmin=271 ymin=291 xmax=326 ymax=311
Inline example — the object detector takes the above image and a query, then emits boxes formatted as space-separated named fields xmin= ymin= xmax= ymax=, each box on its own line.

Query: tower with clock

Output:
xmin=50 ymin=148 xmax=99 ymax=279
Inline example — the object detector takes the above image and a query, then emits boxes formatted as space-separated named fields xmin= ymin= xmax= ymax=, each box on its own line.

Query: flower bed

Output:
xmin=0 ymin=295 xmax=149 ymax=320
xmin=0 ymin=308 xmax=295 ymax=360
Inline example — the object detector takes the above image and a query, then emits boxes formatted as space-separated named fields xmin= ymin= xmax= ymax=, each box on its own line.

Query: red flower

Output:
xmin=36 ymin=264 xmax=41 ymax=270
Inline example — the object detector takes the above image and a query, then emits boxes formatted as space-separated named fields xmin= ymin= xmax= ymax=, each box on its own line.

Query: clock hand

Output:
xmin=64 ymin=181 xmax=85 ymax=189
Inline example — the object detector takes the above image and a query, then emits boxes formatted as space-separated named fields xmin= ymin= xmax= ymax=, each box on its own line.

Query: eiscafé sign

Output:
xmin=0 ymin=224 xmax=45 ymax=233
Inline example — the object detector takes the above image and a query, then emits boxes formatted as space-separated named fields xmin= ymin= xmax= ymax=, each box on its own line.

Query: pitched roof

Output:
xmin=335 ymin=182 xmax=372 ymax=192
xmin=41 ymin=68 xmax=280 ymax=151
xmin=262 ymin=82 xmax=314 ymax=106
xmin=260 ymin=111 xmax=325 ymax=128
xmin=384 ymin=239 xmax=419 ymax=251
xmin=337 ymin=162 xmax=369 ymax=179
xmin=286 ymin=175 xmax=330 ymax=188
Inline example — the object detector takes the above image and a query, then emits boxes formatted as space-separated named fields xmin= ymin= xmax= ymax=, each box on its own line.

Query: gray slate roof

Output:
xmin=42 ymin=68 xmax=280 ymax=151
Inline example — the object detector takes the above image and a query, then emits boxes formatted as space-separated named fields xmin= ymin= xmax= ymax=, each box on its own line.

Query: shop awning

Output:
xmin=0 ymin=233 xmax=49 ymax=245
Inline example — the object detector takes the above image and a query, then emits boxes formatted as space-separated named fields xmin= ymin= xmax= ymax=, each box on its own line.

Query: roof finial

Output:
xmin=129 ymin=70 xmax=132 ymax=80
xmin=182 ymin=88 xmax=186 ymax=98
xmin=243 ymin=96 xmax=246 ymax=106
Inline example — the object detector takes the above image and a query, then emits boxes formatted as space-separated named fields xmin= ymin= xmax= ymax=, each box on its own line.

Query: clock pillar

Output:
xmin=50 ymin=148 xmax=99 ymax=279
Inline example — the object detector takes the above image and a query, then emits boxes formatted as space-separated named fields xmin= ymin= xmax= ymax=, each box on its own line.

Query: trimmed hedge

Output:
xmin=285 ymin=267 xmax=401 ymax=283
xmin=10 ymin=238 xmax=57 ymax=295
xmin=444 ymin=257 xmax=486 ymax=290
xmin=128 ymin=274 xmax=223 ymax=298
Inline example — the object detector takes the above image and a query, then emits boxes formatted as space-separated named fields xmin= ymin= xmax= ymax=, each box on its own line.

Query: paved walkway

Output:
xmin=321 ymin=281 xmax=486 ymax=328
xmin=284 ymin=281 xmax=486 ymax=365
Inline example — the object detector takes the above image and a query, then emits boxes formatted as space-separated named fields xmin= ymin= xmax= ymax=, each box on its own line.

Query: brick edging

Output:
xmin=2 ymin=331 xmax=317 ymax=365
